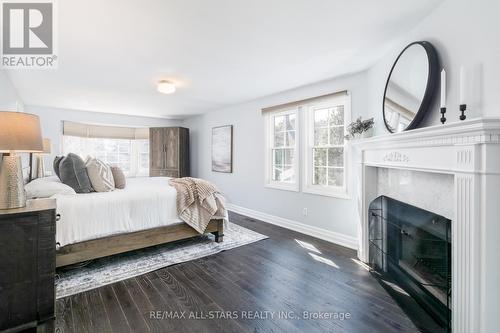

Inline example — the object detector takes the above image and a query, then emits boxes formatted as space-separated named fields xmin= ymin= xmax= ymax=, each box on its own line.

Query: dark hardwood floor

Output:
xmin=55 ymin=212 xmax=420 ymax=333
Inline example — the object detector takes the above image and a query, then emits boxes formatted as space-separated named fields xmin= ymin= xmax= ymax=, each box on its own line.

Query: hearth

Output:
xmin=368 ymin=195 xmax=451 ymax=331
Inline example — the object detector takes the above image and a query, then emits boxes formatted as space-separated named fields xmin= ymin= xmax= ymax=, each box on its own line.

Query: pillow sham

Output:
xmin=111 ymin=166 xmax=126 ymax=189
xmin=59 ymin=153 xmax=93 ymax=193
xmin=53 ymin=155 xmax=64 ymax=179
xmin=86 ymin=157 xmax=115 ymax=192
xmin=25 ymin=176 xmax=77 ymax=199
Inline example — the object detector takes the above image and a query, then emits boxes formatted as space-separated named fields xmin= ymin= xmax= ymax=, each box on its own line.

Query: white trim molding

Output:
xmin=226 ymin=203 xmax=358 ymax=250
xmin=353 ymin=117 xmax=500 ymax=333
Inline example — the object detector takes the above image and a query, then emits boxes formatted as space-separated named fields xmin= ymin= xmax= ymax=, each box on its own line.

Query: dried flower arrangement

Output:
xmin=345 ymin=117 xmax=374 ymax=139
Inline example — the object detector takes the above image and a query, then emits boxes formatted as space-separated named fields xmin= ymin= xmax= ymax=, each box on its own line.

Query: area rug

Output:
xmin=55 ymin=222 xmax=267 ymax=298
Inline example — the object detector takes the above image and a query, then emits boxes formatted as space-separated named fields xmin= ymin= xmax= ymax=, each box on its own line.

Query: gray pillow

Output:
xmin=53 ymin=155 xmax=64 ymax=179
xmin=111 ymin=166 xmax=126 ymax=189
xmin=59 ymin=153 xmax=93 ymax=193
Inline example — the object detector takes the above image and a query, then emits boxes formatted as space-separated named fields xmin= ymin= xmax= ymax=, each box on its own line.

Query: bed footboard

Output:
xmin=56 ymin=218 xmax=225 ymax=267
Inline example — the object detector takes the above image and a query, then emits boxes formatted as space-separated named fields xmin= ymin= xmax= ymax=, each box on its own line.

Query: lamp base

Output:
xmin=35 ymin=154 xmax=46 ymax=179
xmin=0 ymin=155 xmax=27 ymax=209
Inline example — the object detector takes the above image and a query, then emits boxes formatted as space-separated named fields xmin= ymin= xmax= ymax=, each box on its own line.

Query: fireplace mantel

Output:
xmin=353 ymin=117 xmax=500 ymax=333
xmin=353 ymin=117 xmax=500 ymax=148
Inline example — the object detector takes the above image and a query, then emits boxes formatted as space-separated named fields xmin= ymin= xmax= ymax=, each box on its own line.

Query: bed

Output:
xmin=29 ymin=176 xmax=226 ymax=267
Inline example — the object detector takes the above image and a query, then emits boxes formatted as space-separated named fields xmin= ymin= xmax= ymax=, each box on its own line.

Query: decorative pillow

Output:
xmin=111 ymin=166 xmax=126 ymax=189
xmin=59 ymin=153 xmax=93 ymax=193
xmin=25 ymin=176 xmax=76 ymax=199
xmin=85 ymin=157 xmax=115 ymax=192
xmin=53 ymin=155 xmax=64 ymax=179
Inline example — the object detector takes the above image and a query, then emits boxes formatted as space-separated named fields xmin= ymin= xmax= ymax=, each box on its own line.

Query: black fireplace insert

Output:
xmin=368 ymin=196 xmax=451 ymax=332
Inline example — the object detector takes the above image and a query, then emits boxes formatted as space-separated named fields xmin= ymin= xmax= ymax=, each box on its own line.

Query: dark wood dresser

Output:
xmin=149 ymin=127 xmax=190 ymax=178
xmin=0 ymin=199 xmax=56 ymax=333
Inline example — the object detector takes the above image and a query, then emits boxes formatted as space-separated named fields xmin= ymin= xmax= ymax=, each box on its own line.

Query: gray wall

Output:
xmin=26 ymin=105 xmax=182 ymax=173
xmin=0 ymin=71 xmax=181 ymax=178
xmin=184 ymin=0 xmax=500 ymax=239
xmin=363 ymin=0 xmax=500 ymax=134
xmin=0 ymin=70 xmax=23 ymax=111
xmin=185 ymin=72 xmax=369 ymax=237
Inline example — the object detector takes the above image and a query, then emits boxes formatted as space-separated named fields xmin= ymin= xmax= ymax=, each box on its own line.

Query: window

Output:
xmin=263 ymin=91 xmax=350 ymax=198
xmin=138 ymin=140 xmax=150 ymax=175
xmin=305 ymin=94 xmax=350 ymax=197
xmin=265 ymin=107 xmax=299 ymax=191
xmin=63 ymin=136 xmax=149 ymax=177
xmin=94 ymin=139 xmax=132 ymax=173
xmin=61 ymin=121 xmax=150 ymax=177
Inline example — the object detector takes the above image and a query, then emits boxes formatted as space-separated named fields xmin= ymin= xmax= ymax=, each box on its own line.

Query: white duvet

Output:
xmin=54 ymin=177 xmax=184 ymax=247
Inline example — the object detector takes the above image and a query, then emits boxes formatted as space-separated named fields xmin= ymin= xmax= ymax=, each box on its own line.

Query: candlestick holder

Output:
xmin=440 ymin=107 xmax=447 ymax=124
xmin=459 ymin=104 xmax=467 ymax=121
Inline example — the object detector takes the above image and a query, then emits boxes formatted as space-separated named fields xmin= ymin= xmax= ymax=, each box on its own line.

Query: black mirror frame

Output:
xmin=382 ymin=41 xmax=439 ymax=133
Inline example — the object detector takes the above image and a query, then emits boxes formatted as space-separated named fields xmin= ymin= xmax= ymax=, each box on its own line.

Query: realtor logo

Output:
xmin=1 ymin=0 xmax=57 ymax=68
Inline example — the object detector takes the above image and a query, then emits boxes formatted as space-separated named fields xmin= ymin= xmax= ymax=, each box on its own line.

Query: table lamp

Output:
xmin=0 ymin=111 xmax=43 ymax=209
xmin=33 ymin=138 xmax=51 ymax=179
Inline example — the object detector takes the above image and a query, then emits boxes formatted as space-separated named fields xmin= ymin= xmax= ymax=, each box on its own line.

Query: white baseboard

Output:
xmin=226 ymin=203 xmax=358 ymax=250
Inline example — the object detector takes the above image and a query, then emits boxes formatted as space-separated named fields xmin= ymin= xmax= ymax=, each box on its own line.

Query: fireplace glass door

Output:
xmin=368 ymin=196 xmax=451 ymax=331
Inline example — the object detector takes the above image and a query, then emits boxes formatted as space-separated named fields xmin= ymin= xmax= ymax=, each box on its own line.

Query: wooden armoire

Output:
xmin=149 ymin=127 xmax=190 ymax=178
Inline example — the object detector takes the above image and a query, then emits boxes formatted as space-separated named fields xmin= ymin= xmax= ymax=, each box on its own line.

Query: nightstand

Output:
xmin=0 ymin=199 xmax=57 ymax=333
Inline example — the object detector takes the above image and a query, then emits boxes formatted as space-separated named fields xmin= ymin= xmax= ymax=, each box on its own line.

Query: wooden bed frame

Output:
xmin=56 ymin=219 xmax=224 ymax=267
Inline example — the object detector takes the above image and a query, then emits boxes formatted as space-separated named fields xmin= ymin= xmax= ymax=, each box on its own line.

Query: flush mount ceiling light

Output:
xmin=157 ymin=80 xmax=176 ymax=94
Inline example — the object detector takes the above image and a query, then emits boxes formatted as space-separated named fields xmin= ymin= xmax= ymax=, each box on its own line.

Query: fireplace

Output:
xmin=368 ymin=195 xmax=451 ymax=331
xmin=353 ymin=118 xmax=500 ymax=332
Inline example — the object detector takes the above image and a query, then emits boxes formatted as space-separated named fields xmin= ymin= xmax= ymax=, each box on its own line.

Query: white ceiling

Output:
xmin=6 ymin=0 xmax=443 ymax=118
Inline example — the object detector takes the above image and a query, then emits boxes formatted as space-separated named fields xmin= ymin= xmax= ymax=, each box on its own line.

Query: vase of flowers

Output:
xmin=345 ymin=117 xmax=374 ymax=140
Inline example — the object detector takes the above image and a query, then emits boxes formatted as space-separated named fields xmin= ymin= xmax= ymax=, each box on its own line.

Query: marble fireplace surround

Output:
xmin=352 ymin=118 xmax=500 ymax=333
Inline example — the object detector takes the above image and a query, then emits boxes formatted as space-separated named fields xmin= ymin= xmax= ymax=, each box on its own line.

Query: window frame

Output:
xmin=264 ymin=107 xmax=300 ymax=192
xmin=62 ymin=135 xmax=150 ymax=178
xmin=303 ymin=94 xmax=351 ymax=199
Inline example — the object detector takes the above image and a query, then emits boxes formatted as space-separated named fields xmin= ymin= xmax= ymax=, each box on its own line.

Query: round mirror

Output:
xmin=383 ymin=41 xmax=439 ymax=133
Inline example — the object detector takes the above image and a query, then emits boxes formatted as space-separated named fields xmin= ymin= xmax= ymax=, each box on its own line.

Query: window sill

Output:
xmin=303 ymin=186 xmax=350 ymax=199
xmin=265 ymin=183 xmax=299 ymax=192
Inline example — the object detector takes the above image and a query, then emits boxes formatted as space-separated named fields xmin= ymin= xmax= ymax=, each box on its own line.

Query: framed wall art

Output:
xmin=211 ymin=125 xmax=233 ymax=173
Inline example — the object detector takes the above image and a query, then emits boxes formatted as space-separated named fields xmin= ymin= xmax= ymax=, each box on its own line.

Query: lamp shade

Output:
xmin=0 ymin=111 xmax=43 ymax=152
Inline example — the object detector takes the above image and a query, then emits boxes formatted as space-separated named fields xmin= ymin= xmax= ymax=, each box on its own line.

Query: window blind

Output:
xmin=63 ymin=121 xmax=149 ymax=140
xmin=261 ymin=90 xmax=348 ymax=113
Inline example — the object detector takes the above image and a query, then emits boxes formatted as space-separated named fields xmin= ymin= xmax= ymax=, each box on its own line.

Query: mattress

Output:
xmin=55 ymin=177 xmax=185 ymax=247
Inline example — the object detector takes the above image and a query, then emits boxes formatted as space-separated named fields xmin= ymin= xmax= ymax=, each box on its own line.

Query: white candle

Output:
xmin=460 ymin=66 xmax=466 ymax=105
xmin=440 ymin=69 xmax=446 ymax=108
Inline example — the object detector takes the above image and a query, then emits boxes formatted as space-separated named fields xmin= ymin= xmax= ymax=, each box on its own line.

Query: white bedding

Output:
xmin=55 ymin=177 xmax=189 ymax=247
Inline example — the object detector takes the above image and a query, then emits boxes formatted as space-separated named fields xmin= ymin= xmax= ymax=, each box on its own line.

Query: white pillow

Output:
xmin=85 ymin=157 xmax=115 ymax=192
xmin=25 ymin=176 xmax=77 ymax=199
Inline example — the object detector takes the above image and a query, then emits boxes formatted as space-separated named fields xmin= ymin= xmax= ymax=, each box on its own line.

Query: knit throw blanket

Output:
xmin=169 ymin=177 xmax=226 ymax=234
